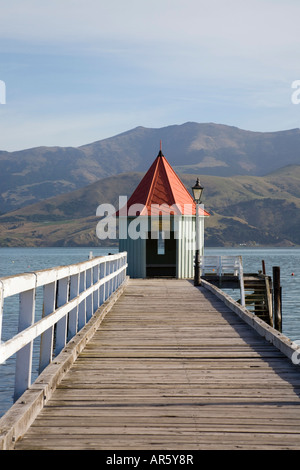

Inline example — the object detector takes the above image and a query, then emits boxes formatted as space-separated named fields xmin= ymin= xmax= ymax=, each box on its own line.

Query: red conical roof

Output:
xmin=117 ymin=149 xmax=210 ymax=217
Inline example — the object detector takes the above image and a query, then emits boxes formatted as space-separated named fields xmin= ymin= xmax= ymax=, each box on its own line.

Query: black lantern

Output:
xmin=192 ymin=178 xmax=203 ymax=204
xmin=192 ymin=177 xmax=203 ymax=287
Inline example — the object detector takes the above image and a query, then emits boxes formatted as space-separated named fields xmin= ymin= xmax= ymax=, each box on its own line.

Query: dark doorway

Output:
xmin=146 ymin=231 xmax=176 ymax=277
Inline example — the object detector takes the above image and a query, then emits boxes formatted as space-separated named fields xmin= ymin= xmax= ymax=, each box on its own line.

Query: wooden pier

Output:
xmin=5 ymin=277 xmax=300 ymax=450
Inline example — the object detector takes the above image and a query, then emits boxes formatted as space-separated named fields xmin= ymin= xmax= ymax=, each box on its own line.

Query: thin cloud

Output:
xmin=1 ymin=0 xmax=299 ymax=50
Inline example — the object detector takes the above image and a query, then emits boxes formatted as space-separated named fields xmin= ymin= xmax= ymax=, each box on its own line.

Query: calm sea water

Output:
xmin=0 ymin=245 xmax=299 ymax=417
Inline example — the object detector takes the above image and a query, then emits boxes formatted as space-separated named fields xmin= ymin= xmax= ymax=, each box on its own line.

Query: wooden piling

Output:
xmin=194 ymin=250 xmax=201 ymax=286
xmin=273 ymin=266 xmax=282 ymax=332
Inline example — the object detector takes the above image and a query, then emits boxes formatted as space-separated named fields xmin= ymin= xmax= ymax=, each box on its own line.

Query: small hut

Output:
xmin=117 ymin=148 xmax=209 ymax=278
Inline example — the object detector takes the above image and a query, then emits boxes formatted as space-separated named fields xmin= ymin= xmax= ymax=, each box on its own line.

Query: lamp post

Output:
xmin=192 ymin=178 xmax=204 ymax=286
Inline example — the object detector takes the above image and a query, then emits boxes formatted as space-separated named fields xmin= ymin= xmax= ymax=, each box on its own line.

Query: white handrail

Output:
xmin=0 ymin=252 xmax=127 ymax=401
xmin=201 ymin=255 xmax=245 ymax=306
xmin=201 ymin=255 xmax=240 ymax=276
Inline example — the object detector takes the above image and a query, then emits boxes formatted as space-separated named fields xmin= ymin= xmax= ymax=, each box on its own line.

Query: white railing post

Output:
xmin=100 ymin=261 xmax=106 ymax=305
xmin=86 ymin=268 xmax=93 ymax=321
xmin=118 ymin=257 xmax=121 ymax=287
xmin=93 ymin=265 xmax=99 ymax=313
xmin=111 ymin=259 xmax=114 ymax=295
xmin=78 ymin=271 xmax=86 ymax=329
xmin=234 ymin=259 xmax=238 ymax=276
xmin=110 ymin=259 xmax=113 ymax=297
xmin=14 ymin=286 xmax=36 ymax=401
xmin=218 ymin=256 xmax=222 ymax=276
xmin=107 ymin=260 xmax=112 ymax=299
xmin=39 ymin=281 xmax=56 ymax=373
xmin=110 ymin=259 xmax=113 ymax=294
xmin=112 ymin=259 xmax=116 ymax=292
xmin=113 ymin=259 xmax=116 ymax=289
xmin=119 ymin=256 xmax=123 ymax=285
xmin=239 ymin=256 xmax=246 ymax=307
xmin=55 ymin=277 xmax=69 ymax=356
xmin=68 ymin=274 xmax=80 ymax=341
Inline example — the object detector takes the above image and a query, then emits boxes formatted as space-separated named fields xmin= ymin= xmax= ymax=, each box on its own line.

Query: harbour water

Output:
xmin=0 ymin=245 xmax=300 ymax=417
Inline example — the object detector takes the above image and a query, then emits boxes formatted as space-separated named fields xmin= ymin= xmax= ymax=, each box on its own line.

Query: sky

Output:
xmin=1 ymin=0 xmax=300 ymax=151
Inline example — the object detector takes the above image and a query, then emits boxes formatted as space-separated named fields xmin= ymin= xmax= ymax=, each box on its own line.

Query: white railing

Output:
xmin=0 ymin=252 xmax=127 ymax=402
xmin=201 ymin=255 xmax=245 ymax=307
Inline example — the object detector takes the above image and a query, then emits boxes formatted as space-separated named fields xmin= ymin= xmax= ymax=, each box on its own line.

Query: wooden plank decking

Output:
xmin=15 ymin=279 xmax=300 ymax=450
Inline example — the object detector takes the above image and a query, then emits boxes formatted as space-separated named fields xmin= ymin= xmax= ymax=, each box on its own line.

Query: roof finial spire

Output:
xmin=158 ymin=140 xmax=164 ymax=157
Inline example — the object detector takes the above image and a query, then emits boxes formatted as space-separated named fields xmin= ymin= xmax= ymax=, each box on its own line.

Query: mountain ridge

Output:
xmin=1 ymin=122 xmax=300 ymax=214
xmin=1 ymin=164 xmax=300 ymax=247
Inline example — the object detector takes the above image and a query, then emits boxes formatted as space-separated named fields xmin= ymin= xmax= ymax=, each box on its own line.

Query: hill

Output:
xmin=1 ymin=122 xmax=300 ymax=214
xmin=1 ymin=165 xmax=300 ymax=247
